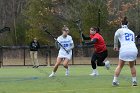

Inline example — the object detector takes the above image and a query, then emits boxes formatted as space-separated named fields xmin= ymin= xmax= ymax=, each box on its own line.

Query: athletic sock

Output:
xmin=65 ymin=67 xmax=69 ymax=75
xmin=66 ymin=68 xmax=69 ymax=72
xmin=93 ymin=69 xmax=98 ymax=73
xmin=132 ymin=77 xmax=137 ymax=82
xmin=105 ymin=60 xmax=109 ymax=65
xmin=93 ymin=69 xmax=97 ymax=72
xmin=113 ymin=76 xmax=118 ymax=82
xmin=52 ymin=71 xmax=55 ymax=74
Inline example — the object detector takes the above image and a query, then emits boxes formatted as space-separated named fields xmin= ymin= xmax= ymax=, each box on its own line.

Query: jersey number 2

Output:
xmin=63 ymin=44 xmax=68 ymax=48
xmin=125 ymin=33 xmax=134 ymax=41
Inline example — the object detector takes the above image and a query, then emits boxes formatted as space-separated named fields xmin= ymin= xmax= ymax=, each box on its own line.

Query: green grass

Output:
xmin=0 ymin=65 xmax=140 ymax=93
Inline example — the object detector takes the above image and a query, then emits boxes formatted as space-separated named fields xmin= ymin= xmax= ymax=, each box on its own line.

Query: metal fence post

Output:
xmin=47 ymin=46 xmax=51 ymax=66
xmin=135 ymin=60 xmax=136 ymax=65
xmin=23 ymin=47 xmax=26 ymax=66
xmin=72 ymin=49 xmax=74 ymax=65
xmin=0 ymin=46 xmax=2 ymax=68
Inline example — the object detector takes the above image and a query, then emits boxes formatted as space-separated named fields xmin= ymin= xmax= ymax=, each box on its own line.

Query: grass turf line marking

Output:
xmin=47 ymin=86 xmax=139 ymax=93
xmin=0 ymin=76 xmax=39 ymax=83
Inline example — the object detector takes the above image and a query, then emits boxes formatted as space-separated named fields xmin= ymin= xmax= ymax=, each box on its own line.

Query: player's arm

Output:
xmin=55 ymin=41 xmax=60 ymax=49
xmin=69 ymin=38 xmax=74 ymax=50
xmin=66 ymin=43 xmax=74 ymax=52
xmin=67 ymin=38 xmax=74 ymax=52
xmin=55 ymin=37 xmax=60 ymax=49
xmin=114 ymin=31 xmax=119 ymax=51
xmin=69 ymin=43 xmax=74 ymax=50
xmin=85 ymin=38 xmax=98 ymax=45
xmin=82 ymin=33 xmax=90 ymax=40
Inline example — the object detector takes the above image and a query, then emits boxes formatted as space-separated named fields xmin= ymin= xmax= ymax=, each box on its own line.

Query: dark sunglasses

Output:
xmin=63 ymin=30 xmax=69 ymax=32
xmin=90 ymin=28 xmax=94 ymax=31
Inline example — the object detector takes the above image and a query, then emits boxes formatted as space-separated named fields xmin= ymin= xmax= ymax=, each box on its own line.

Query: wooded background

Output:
xmin=0 ymin=0 xmax=140 ymax=46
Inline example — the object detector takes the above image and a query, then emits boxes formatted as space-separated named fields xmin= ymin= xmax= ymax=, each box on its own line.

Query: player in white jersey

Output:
xmin=49 ymin=26 xmax=74 ymax=77
xmin=112 ymin=17 xmax=138 ymax=86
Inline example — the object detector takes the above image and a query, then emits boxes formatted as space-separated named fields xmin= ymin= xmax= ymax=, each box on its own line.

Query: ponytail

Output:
xmin=122 ymin=17 xmax=128 ymax=25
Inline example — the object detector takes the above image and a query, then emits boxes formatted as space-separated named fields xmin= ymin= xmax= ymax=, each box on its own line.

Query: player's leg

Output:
xmin=63 ymin=58 xmax=70 ymax=76
xmin=129 ymin=61 xmax=137 ymax=86
xmin=97 ymin=50 xmax=110 ymax=70
xmin=30 ymin=51 xmax=35 ymax=68
xmin=49 ymin=57 xmax=63 ymax=77
xmin=90 ymin=53 xmax=98 ymax=76
xmin=34 ymin=51 xmax=39 ymax=68
xmin=53 ymin=57 xmax=63 ymax=72
xmin=112 ymin=59 xmax=125 ymax=86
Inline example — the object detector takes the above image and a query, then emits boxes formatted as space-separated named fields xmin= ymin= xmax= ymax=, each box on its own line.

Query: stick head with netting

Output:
xmin=0 ymin=27 xmax=10 ymax=33
xmin=75 ymin=19 xmax=85 ymax=47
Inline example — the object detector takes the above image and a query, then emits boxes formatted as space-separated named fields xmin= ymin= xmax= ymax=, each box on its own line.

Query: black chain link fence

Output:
xmin=0 ymin=45 xmax=140 ymax=67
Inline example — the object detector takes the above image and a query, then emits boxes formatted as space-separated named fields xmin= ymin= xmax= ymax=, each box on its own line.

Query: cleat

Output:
xmin=105 ymin=61 xmax=110 ymax=70
xmin=65 ymin=68 xmax=69 ymax=76
xmin=49 ymin=73 xmax=55 ymax=78
xmin=132 ymin=81 xmax=138 ymax=86
xmin=112 ymin=81 xmax=119 ymax=86
xmin=89 ymin=72 xmax=99 ymax=76
xmin=65 ymin=73 xmax=69 ymax=76
xmin=89 ymin=70 xmax=99 ymax=76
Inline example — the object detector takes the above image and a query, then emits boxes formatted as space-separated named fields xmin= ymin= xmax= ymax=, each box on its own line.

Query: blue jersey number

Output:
xmin=125 ymin=33 xmax=134 ymax=41
xmin=63 ymin=44 xmax=68 ymax=48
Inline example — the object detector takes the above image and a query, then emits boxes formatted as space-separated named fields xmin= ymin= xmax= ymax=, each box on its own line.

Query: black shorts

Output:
xmin=91 ymin=50 xmax=108 ymax=63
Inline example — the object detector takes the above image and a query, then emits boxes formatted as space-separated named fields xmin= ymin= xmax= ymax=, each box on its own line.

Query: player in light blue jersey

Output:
xmin=112 ymin=17 xmax=138 ymax=86
xmin=49 ymin=26 xmax=74 ymax=77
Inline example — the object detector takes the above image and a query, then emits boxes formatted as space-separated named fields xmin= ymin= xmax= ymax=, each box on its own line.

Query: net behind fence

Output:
xmin=0 ymin=45 xmax=140 ymax=67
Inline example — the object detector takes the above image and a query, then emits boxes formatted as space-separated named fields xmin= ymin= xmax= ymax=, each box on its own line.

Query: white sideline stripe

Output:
xmin=47 ymin=87 xmax=139 ymax=92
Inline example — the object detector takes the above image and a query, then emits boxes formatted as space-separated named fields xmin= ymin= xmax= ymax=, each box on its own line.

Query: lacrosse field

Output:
xmin=0 ymin=65 xmax=139 ymax=93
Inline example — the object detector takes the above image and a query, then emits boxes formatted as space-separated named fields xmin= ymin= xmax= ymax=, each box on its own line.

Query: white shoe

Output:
xmin=132 ymin=81 xmax=138 ymax=86
xmin=65 ymin=69 xmax=69 ymax=76
xmin=105 ymin=61 xmax=110 ymax=70
xmin=89 ymin=73 xmax=98 ymax=76
xmin=89 ymin=71 xmax=99 ymax=76
xmin=112 ymin=81 xmax=119 ymax=86
xmin=49 ymin=72 xmax=55 ymax=77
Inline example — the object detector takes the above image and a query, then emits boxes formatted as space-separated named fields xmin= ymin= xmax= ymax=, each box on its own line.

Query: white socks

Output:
xmin=66 ymin=68 xmax=69 ymax=71
xmin=93 ymin=69 xmax=97 ymax=73
xmin=132 ymin=77 xmax=136 ymax=82
xmin=113 ymin=76 xmax=118 ymax=82
xmin=113 ymin=76 xmax=137 ymax=82
xmin=65 ymin=68 xmax=69 ymax=76
xmin=93 ymin=69 xmax=99 ymax=75
xmin=52 ymin=71 xmax=55 ymax=74
xmin=105 ymin=60 xmax=109 ymax=65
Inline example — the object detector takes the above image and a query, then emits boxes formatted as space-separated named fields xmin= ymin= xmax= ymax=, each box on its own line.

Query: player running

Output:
xmin=82 ymin=27 xmax=110 ymax=76
xmin=49 ymin=26 xmax=74 ymax=77
xmin=112 ymin=17 xmax=138 ymax=86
